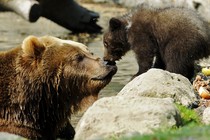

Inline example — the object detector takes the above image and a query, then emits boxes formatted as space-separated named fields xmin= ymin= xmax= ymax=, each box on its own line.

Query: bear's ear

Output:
xmin=109 ymin=17 xmax=122 ymax=31
xmin=22 ymin=35 xmax=46 ymax=58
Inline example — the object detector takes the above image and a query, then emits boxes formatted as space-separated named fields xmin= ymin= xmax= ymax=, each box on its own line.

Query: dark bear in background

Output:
xmin=103 ymin=5 xmax=210 ymax=80
xmin=0 ymin=0 xmax=102 ymax=33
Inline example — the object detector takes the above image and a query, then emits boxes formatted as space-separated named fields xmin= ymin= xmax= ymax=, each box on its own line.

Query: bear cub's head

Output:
xmin=103 ymin=17 xmax=130 ymax=64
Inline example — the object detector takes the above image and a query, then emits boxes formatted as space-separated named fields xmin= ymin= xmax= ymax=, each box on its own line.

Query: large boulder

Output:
xmin=92 ymin=0 xmax=210 ymax=22
xmin=74 ymin=96 xmax=181 ymax=140
xmin=104 ymin=0 xmax=194 ymax=8
xmin=202 ymin=107 xmax=210 ymax=125
xmin=0 ymin=132 xmax=24 ymax=140
xmin=118 ymin=69 xmax=198 ymax=107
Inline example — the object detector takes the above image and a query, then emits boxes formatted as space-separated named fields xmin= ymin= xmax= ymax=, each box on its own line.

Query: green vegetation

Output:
xmin=118 ymin=104 xmax=210 ymax=140
xmin=176 ymin=104 xmax=201 ymax=125
xmin=121 ymin=125 xmax=210 ymax=140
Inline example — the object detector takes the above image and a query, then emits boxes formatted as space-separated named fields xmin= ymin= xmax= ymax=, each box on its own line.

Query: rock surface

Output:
xmin=74 ymin=96 xmax=181 ymax=140
xmin=74 ymin=69 xmax=197 ymax=140
xmin=98 ymin=0 xmax=194 ymax=8
xmin=118 ymin=69 xmax=198 ymax=107
xmin=92 ymin=0 xmax=210 ymax=22
xmin=0 ymin=132 xmax=25 ymax=140
xmin=202 ymin=107 xmax=210 ymax=125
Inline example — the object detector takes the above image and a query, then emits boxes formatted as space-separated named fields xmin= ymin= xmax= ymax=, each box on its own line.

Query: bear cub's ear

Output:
xmin=22 ymin=35 xmax=46 ymax=58
xmin=109 ymin=17 xmax=122 ymax=31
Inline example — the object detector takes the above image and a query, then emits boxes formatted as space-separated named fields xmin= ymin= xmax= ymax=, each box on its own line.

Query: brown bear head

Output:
xmin=15 ymin=35 xmax=117 ymax=117
xmin=0 ymin=35 xmax=117 ymax=140
xmin=103 ymin=17 xmax=131 ymax=63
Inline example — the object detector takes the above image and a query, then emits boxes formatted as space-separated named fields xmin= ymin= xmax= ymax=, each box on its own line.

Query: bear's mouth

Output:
xmin=91 ymin=64 xmax=117 ymax=80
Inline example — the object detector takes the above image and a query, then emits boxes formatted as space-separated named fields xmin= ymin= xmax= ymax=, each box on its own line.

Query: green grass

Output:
xmin=117 ymin=104 xmax=209 ymax=140
xmin=121 ymin=124 xmax=210 ymax=140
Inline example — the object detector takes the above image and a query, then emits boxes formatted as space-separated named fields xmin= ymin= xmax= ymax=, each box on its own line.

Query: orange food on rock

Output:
xmin=198 ymin=87 xmax=210 ymax=99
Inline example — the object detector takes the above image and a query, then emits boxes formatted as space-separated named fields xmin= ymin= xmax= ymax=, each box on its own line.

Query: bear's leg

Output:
xmin=165 ymin=54 xmax=195 ymax=80
xmin=152 ymin=54 xmax=166 ymax=69
xmin=132 ymin=48 xmax=155 ymax=80
xmin=39 ymin=0 xmax=102 ymax=33
xmin=166 ymin=63 xmax=194 ymax=80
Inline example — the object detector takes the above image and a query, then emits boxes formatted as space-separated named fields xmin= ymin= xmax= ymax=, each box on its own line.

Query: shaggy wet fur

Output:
xmin=103 ymin=5 xmax=210 ymax=80
xmin=0 ymin=36 xmax=117 ymax=139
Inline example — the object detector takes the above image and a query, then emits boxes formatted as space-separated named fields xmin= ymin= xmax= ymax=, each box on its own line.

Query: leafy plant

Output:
xmin=175 ymin=104 xmax=201 ymax=126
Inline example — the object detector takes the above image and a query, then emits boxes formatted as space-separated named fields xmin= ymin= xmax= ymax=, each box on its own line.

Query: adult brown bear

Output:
xmin=0 ymin=36 xmax=117 ymax=139
xmin=103 ymin=5 xmax=210 ymax=80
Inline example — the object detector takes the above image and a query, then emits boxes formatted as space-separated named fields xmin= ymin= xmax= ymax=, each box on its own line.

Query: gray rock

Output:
xmin=92 ymin=0 xmax=210 ymax=22
xmin=193 ymin=0 xmax=210 ymax=23
xmin=118 ymin=69 xmax=198 ymax=107
xmin=74 ymin=96 xmax=181 ymax=140
xmin=202 ymin=107 xmax=210 ymax=125
xmin=90 ymin=0 xmax=113 ymax=3
xmin=0 ymin=132 xmax=25 ymax=140
xmin=107 ymin=0 xmax=194 ymax=8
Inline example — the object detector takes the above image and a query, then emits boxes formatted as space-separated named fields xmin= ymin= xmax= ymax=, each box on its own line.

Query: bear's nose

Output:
xmin=104 ymin=60 xmax=116 ymax=66
xmin=103 ymin=56 xmax=115 ymax=62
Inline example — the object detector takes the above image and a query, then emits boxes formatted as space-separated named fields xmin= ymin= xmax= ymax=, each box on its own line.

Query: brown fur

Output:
xmin=103 ymin=5 xmax=210 ymax=80
xmin=0 ymin=36 xmax=117 ymax=139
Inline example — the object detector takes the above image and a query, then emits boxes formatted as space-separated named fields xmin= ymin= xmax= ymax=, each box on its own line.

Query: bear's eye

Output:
xmin=75 ymin=54 xmax=84 ymax=62
xmin=104 ymin=41 xmax=108 ymax=48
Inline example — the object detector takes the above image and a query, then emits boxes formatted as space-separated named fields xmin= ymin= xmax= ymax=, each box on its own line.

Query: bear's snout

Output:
xmin=104 ymin=60 xmax=117 ymax=76
xmin=104 ymin=61 xmax=118 ymax=79
xmin=104 ymin=60 xmax=116 ymax=66
xmin=91 ymin=61 xmax=117 ymax=80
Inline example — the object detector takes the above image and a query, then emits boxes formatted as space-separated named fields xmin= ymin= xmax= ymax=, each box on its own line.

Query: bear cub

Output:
xmin=103 ymin=5 xmax=210 ymax=80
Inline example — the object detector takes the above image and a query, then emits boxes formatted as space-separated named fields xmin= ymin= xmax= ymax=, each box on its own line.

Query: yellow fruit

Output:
xmin=202 ymin=68 xmax=210 ymax=76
